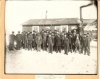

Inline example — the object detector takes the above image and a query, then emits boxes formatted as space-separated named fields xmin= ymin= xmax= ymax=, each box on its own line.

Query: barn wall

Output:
xmin=22 ymin=26 xmax=32 ymax=32
xmin=39 ymin=26 xmax=55 ymax=32
xmin=22 ymin=24 xmax=79 ymax=32
xmin=68 ymin=25 xmax=78 ymax=31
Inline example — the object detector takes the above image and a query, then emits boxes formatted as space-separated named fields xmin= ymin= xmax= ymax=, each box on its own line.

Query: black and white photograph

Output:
xmin=5 ymin=0 xmax=97 ymax=74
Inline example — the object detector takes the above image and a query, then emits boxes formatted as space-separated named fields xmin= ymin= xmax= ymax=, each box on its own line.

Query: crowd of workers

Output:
xmin=8 ymin=29 xmax=91 ymax=56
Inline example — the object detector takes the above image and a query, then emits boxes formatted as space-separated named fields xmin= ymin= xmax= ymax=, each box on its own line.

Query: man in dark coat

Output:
xmin=16 ymin=31 xmax=22 ymax=50
xmin=81 ymin=34 xmax=90 ymax=56
xmin=53 ymin=32 xmax=57 ymax=52
xmin=42 ymin=32 xmax=47 ymax=51
xmin=75 ymin=34 xmax=81 ymax=53
xmin=36 ymin=33 xmax=42 ymax=52
xmin=61 ymin=33 xmax=64 ymax=51
xmin=47 ymin=34 xmax=54 ymax=53
xmin=41 ymin=29 xmax=44 ymax=50
xmin=27 ymin=32 xmax=33 ymax=51
xmin=32 ymin=31 xmax=37 ymax=50
xmin=82 ymin=34 xmax=87 ymax=55
xmin=80 ymin=34 xmax=84 ymax=54
xmin=22 ymin=31 xmax=26 ymax=49
xmin=72 ymin=33 xmax=76 ymax=52
xmin=51 ymin=33 xmax=55 ymax=51
xmin=86 ymin=33 xmax=91 ymax=56
xmin=9 ymin=31 xmax=15 ymax=51
xmin=56 ymin=34 xmax=61 ymax=53
xmin=78 ymin=23 xmax=84 ymax=36
xmin=64 ymin=34 xmax=69 ymax=55
xmin=24 ymin=32 xmax=28 ymax=50
xmin=68 ymin=34 xmax=73 ymax=53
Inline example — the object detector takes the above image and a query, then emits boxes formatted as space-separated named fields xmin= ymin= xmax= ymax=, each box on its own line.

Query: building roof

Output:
xmin=80 ymin=19 xmax=96 ymax=27
xmin=82 ymin=19 xmax=96 ymax=24
xmin=22 ymin=18 xmax=80 ymax=26
xmin=84 ymin=20 xmax=97 ymax=31
xmin=89 ymin=20 xmax=97 ymax=27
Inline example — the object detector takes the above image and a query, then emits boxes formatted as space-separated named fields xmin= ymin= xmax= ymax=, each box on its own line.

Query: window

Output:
xmin=32 ymin=26 xmax=39 ymax=32
xmin=55 ymin=25 xmax=68 ymax=32
xmin=61 ymin=25 xmax=68 ymax=32
xmin=55 ymin=26 xmax=61 ymax=32
xmin=71 ymin=26 xmax=77 ymax=30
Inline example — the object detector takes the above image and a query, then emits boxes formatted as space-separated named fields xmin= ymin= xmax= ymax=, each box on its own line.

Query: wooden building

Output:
xmin=22 ymin=18 xmax=94 ymax=32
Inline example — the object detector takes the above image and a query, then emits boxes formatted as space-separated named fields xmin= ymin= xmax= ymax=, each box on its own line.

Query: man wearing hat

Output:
xmin=36 ymin=33 xmax=42 ymax=52
xmin=61 ymin=33 xmax=64 ymax=51
xmin=78 ymin=23 xmax=84 ymax=36
xmin=42 ymin=31 xmax=47 ymax=51
xmin=27 ymin=32 xmax=33 ymax=51
xmin=32 ymin=31 xmax=37 ymax=50
xmin=81 ymin=34 xmax=87 ymax=55
xmin=51 ymin=32 xmax=55 ymax=51
xmin=9 ymin=31 xmax=15 ymax=51
xmin=41 ymin=29 xmax=44 ymax=50
xmin=75 ymin=33 xmax=81 ymax=53
xmin=68 ymin=34 xmax=73 ymax=53
xmin=16 ymin=31 xmax=22 ymax=50
xmin=72 ymin=32 xmax=76 ymax=52
xmin=24 ymin=32 xmax=28 ymax=50
xmin=63 ymin=34 xmax=69 ymax=55
xmin=53 ymin=31 xmax=57 ymax=52
xmin=22 ymin=31 xmax=26 ymax=49
xmin=86 ymin=33 xmax=91 ymax=56
xmin=56 ymin=34 xmax=61 ymax=53
xmin=47 ymin=34 xmax=53 ymax=53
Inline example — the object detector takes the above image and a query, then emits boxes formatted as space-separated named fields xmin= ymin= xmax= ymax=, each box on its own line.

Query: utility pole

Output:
xmin=79 ymin=1 xmax=94 ymax=35
xmin=45 ymin=10 xmax=48 ymax=19
xmin=80 ymin=2 xmax=93 ymax=23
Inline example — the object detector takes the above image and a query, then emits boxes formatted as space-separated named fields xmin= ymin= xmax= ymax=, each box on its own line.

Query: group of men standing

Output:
xmin=8 ymin=29 xmax=91 ymax=56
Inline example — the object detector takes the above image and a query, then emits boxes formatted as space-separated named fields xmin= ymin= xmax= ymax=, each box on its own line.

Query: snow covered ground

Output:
xmin=5 ymin=41 xmax=97 ymax=74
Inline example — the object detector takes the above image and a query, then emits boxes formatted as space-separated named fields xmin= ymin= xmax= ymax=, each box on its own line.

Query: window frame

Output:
xmin=32 ymin=26 xmax=39 ymax=32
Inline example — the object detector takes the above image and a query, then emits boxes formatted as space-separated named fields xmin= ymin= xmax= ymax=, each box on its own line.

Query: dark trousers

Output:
xmin=72 ymin=43 xmax=75 ymax=52
xmin=43 ymin=41 xmax=47 ymax=51
xmin=17 ymin=40 xmax=21 ymax=50
xmin=75 ymin=43 xmax=81 ymax=53
xmin=53 ymin=44 xmax=56 ymax=51
xmin=84 ymin=46 xmax=90 ymax=55
xmin=81 ymin=45 xmax=83 ymax=54
xmin=22 ymin=41 xmax=24 ymax=49
xmin=61 ymin=46 xmax=64 ymax=50
xmin=64 ymin=45 xmax=69 ymax=54
xmin=69 ymin=44 xmax=72 ymax=53
xmin=48 ymin=44 xmax=53 ymax=53
xmin=56 ymin=46 xmax=61 ymax=53
xmin=81 ymin=45 xmax=90 ymax=55
xmin=28 ymin=40 xmax=32 ymax=50
xmin=32 ymin=41 xmax=36 ymax=50
xmin=37 ymin=45 xmax=41 ymax=51
xmin=41 ymin=43 xmax=43 ymax=50
xmin=24 ymin=41 xmax=28 ymax=49
xmin=9 ymin=41 xmax=14 ymax=50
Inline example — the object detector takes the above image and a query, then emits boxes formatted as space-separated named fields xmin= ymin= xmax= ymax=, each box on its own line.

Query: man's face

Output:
xmin=49 ymin=35 xmax=51 ymax=37
xmin=84 ymin=35 xmax=86 ymax=37
xmin=28 ymin=32 xmax=30 ymax=34
xmin=87 ymin=34 xmax=89 ymax=36
xmin=77 ymin=34 xmax=79 ymax=36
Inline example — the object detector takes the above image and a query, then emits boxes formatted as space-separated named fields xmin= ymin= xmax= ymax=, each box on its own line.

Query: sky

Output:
xmin=5 ymin=0 xmax=97 ymax=35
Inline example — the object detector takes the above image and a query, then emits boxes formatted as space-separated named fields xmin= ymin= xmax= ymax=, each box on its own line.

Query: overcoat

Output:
xmin=36 ymin=35 xmax=42 ymax=46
